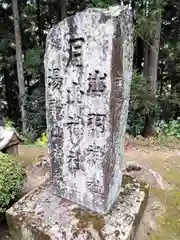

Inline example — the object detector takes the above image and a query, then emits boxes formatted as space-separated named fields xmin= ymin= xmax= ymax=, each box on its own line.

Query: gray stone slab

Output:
xmin=6 ymin=176 xmax=149 ymax=240
xmin=45 ymin=4 xmax=133 ymax=215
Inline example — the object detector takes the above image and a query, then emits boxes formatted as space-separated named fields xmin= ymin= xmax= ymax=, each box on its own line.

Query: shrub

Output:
xmin=156 ymin=120 xmax=180 ymax=139
xmin=0 ymin=153 xmax=26 ymax=218
xmin=128 ymin=71 xmax=152 ymax=136
xmin=25 ymin=85 xmax=46 ymax=141
xmin=35 ymin=132 xmax=48 ymax=147
xmin=4 ymin=118 xmax=14 ymax=128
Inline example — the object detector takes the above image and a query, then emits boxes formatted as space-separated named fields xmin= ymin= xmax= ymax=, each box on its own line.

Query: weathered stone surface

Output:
xmin=6 ymin=176 xmax=149 ymax=240
xmin=45 ymin=5 xmax=133 ymax=214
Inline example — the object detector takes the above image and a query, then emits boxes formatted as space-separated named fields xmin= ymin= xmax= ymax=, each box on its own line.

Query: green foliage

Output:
xmin=127 ymin=71 xmax=155 ymax=136
xmin=0 ymin=153 xmax=26 ymax=217
xmin=24 ymin=47 xmax=44 ymax=78
xmin=130 ymin=71 xmax=154 ymax=114
xmin=4 ymin=118 xmax=14 ymax=128
xmin=23 ymin=134 xmax=34 ymax=145
xmin=127 ymin=111 xmax=144 ymax=136
xmin=135 ymin=0 xmax=164 ymax=40
xmin=35 ymin=132 xmax=48 ymax=147
xmin=25 ymin=85 xmax=46 ymax=141
xmin=157 ymin=120 xmax=180 ymax=139
xmin=87 ymin=0 xmax=116 ymax=8
xmin=128 ymin=70 xmax=180 ymax=137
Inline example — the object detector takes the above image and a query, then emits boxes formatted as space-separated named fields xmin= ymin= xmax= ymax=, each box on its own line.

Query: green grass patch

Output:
xmin=152 ymin=188 xmax=180 ymax=240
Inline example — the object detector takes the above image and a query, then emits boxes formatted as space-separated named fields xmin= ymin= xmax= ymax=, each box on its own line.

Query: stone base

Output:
xmin=6 ymin=176 xmax=149 ymax=240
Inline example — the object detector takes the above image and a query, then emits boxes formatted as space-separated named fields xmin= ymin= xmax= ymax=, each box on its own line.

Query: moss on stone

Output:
xmin=73 ymin=208 xmax=105 ymax=238
xmin=122 ymin=174 xmax=132 ymax=185
xmin=73 ymin=175 xmax=149 ymax=239
xmin=122 ymin=175 xmax=149 ymax=198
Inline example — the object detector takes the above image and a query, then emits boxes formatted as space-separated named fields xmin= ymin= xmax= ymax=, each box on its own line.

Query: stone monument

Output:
xmin=45 ymin=4 xmax=133 ymax=214
xmin=6 ymin=5 xmax=149 ymax=240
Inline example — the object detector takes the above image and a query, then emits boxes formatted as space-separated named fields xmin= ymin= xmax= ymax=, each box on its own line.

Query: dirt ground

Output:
xmin=1 ymin=142 xmax=180 ymax=240
xmin=126 ymin=148 xmax=180 ymax=240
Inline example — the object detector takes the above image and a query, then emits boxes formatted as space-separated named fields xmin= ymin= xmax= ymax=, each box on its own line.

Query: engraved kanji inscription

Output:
xmin=65 ymin=85 xmax=85 ymax=125
xmin=52 ymin=162 xmax=64 ymax=182
xmin=87 ymin=179 xmax=103 ymax=194
xmin=49 ymin=99 xmax=56 ymax=108
xmin=51 ymin=126 xmax=63 ymax=138
xmin=87 ymin=114 xmax=106 ymax=137
xmin=66 ymin=85 xmax=85 ymax=104
xmin=48 ymin=68 xmax=63 ymax=90
xmin=67 ymin=150 xmax=84 ymax=176
xmin=68 ymin=124 xmax=84 ymax=146
xmin=48 ymin=99 xmax=56 ymax=116
xmin=48 ymin=107 xmax=60 ymax=123
xmin=67 ymin=37 xmax=85 ymax=67
xmin=49 ymin=99 xmax=63 ymax=109
xmin=86 ymin=142 xmax=105 ymax=157
xmin=87 ymin=70 xmax=107 ymax=94
xmin=48 ymin=99 xmax=63 ymax=118
xmin=56 ymin=107 xmax=64 ymax=121
xmin=66 ymin=105 xmax=83 ymax=125
xmin=115 ymin=75 xmax=123 ymax=83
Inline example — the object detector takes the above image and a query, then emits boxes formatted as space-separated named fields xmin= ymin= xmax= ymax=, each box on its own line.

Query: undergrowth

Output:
xmin=34 ymin=132 xmax=48 ymax=147
xmin=0 ymin=153 xmax=26 ymax=219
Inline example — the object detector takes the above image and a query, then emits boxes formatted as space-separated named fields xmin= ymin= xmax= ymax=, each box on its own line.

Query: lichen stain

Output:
xmin=114 ymin=230 xmax=120 ymax=237
xmin=73 ymin=208 xmax=105 ymax=239
xmin=122 ymin=174 xmax=132 ymax=185
xmin=11 ymin=212 xmax=51 ymax=240
xmin=122 ymin=175 xmax=149 ymax=198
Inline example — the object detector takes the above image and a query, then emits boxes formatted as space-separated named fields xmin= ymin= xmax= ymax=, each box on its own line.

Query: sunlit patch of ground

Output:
xmin=125 ymin=148 xmax=180 ymax=240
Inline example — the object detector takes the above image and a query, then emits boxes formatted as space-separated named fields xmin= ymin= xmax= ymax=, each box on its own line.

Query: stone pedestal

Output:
xmin=6 ymin=176 xmax=149 ymax=240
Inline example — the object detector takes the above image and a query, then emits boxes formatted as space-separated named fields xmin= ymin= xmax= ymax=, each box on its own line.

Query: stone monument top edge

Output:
xmin=45 ymin=4 xmax=132 ymax=38
xmin=86 ymin=4 xmax=131 ymax=15
xmin=103 ymin=4 xmax=132 ymax=17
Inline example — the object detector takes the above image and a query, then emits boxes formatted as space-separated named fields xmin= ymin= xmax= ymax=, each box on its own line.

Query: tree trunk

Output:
xmin=12 ymin=0 xmax=27 ymax=133
xmin=143 ymin=42 xmax=149 ymax=78
xmin=60 ymin=0 xmax=67 ymax=21
xmin=142 ymin=3 xmax=162 ymax=137
xmin=79 ymin=0 xmax=86 ymax=11
xmin=48 ymin=3 xmax=53 ymax=28
xmin=36 ymin=0 xmax=42 ymax=46
xmin=55 ymin=0 xmax=66 ymax=22
xmin=159 ymin=62 xmax=165 ymax=95
xmin=135 ymin=37 xmax=144 ymax=72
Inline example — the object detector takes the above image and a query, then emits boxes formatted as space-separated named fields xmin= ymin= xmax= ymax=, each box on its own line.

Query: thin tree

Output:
xmin=55 ymin=0 xmax=66 ymax=22
xmin=79 ymin=0 xmax=87 ymax=11
xmin=142 ymin=0 xmax=162 ymax=137
xmin=60 ymin=0 xmax=67 ymax=21
xmin=12 ymin=0 xmax=27 ymax=133
xmin=36 ymin=0 xmax=42 ymax=46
